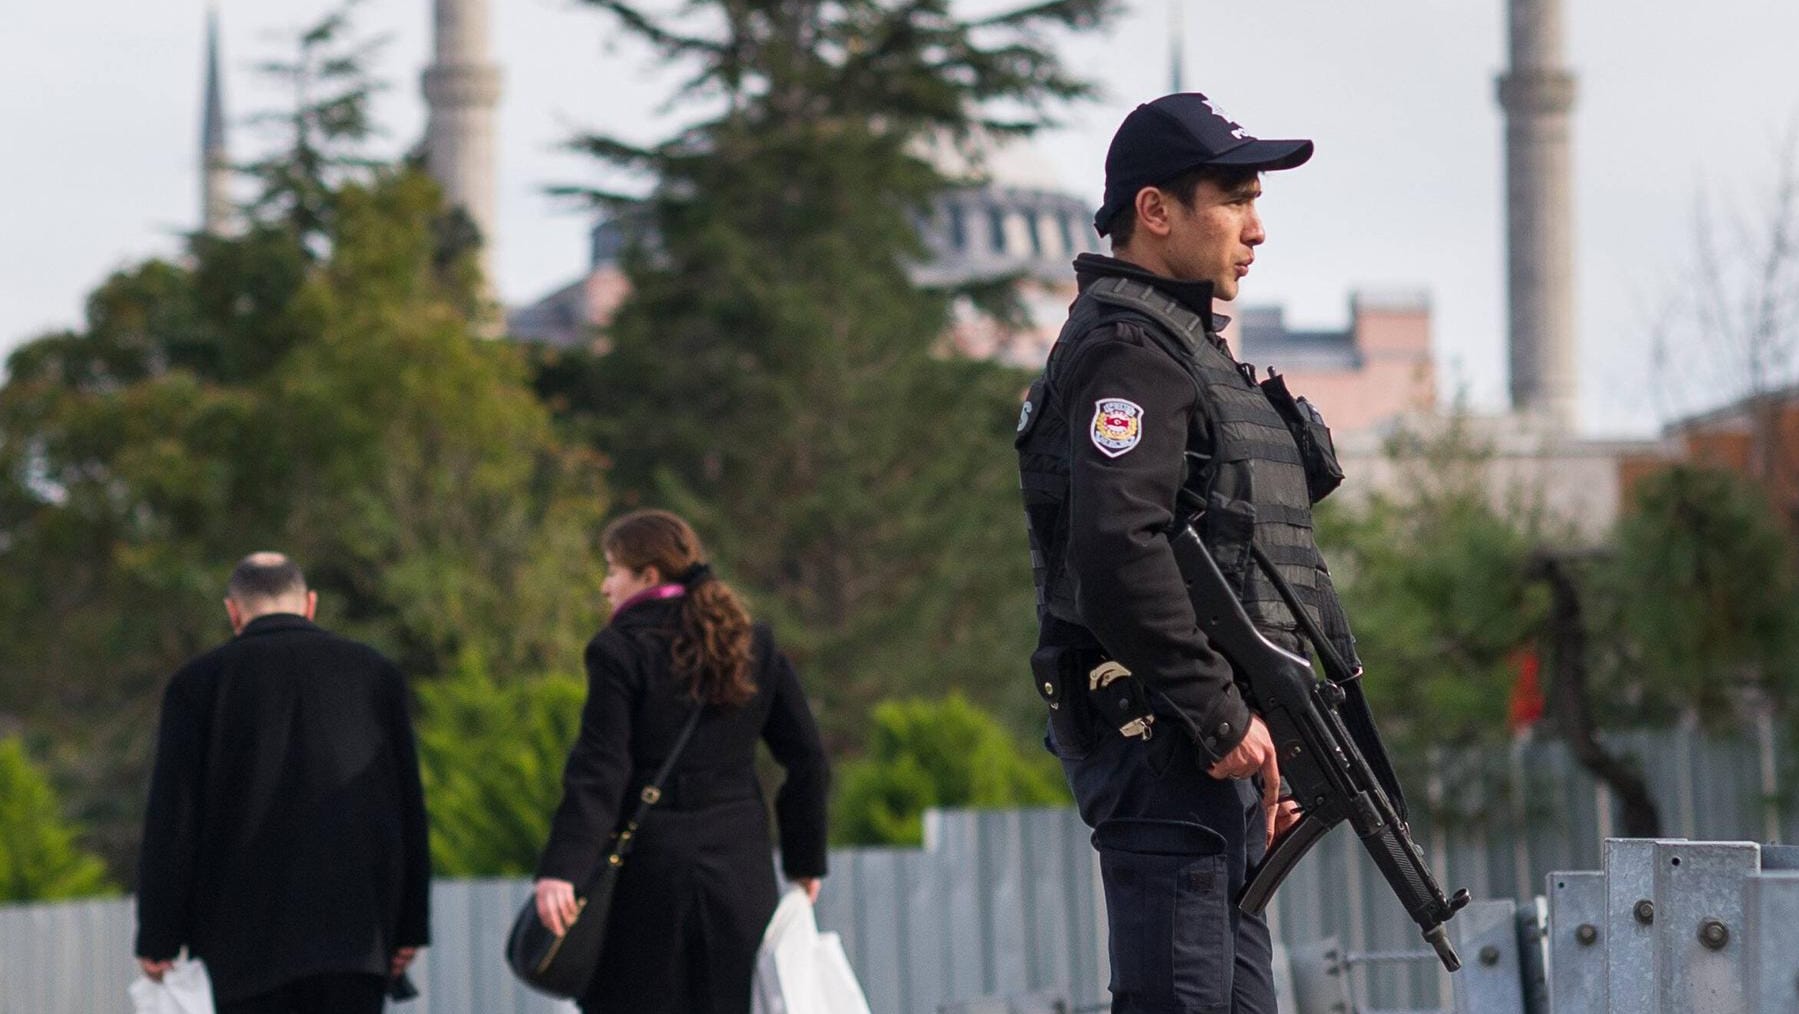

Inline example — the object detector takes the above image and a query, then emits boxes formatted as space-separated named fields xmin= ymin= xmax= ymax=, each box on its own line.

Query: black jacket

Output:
xmin=135 ymin=614 xmax=430 ymax=1003
xmin=1044 ymin=253 xmax=1254 ymax=761
xmin=538 ymin=597 xmax=830 ymax=1013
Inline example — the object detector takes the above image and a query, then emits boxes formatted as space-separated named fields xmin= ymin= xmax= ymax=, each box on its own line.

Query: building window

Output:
xmin=989 ymin=206 xmax=1008 ymax=254
xmin=1027 ymin=211 xmax=1044 ymax=256
xmin=947 ymin=203 xmax=967 ymax=252
xmin=1059 ymin=214 xmax=1078 ymax=255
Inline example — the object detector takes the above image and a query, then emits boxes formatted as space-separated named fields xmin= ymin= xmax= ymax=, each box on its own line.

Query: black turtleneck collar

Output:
xmin=237 ymin=613 xmax=320 ymax=638
xmin=1071 ymin=253 xmax=1230 ymax=335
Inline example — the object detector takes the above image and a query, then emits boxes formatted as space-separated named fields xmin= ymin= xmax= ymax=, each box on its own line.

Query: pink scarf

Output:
xmin=612 ymin=583 xmax=684 ymax=620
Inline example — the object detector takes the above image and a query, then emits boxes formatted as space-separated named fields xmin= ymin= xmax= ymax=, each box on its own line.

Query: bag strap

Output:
xmin=594 ymin=703 xmax=705 ymax=878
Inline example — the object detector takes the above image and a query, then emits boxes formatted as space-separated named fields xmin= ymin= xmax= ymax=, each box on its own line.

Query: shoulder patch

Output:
xmin=1090 ymin=398 xmax=1144 ymax=457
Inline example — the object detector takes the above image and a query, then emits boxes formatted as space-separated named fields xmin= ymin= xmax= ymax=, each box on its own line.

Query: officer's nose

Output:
xmin=1245 ymin=207 xmax=1266 ymax=247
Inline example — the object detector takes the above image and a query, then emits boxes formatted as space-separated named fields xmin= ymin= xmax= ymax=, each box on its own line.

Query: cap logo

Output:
xmin=1200 ymin=97 xmax=1248 ymax=140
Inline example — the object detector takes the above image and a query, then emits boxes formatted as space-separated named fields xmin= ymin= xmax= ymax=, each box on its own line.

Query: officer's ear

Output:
xmin=1133 ymin=185 xmax=1176 ymax=240
xmin=302 ymin=590 xmax=318 ymax=621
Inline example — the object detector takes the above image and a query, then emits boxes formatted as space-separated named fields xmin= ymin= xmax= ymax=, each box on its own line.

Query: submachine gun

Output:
xmin=1168 ymin=522 xmax=1471 ymax=971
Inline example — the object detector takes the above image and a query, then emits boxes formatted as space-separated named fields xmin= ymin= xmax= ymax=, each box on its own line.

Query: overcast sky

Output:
xmin=5 ymin=0 xmax=1798 ymax=437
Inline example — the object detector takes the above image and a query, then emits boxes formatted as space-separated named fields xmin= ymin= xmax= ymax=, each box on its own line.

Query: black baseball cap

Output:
xmin=1094 ymin=93 xmax=1314 ymax=237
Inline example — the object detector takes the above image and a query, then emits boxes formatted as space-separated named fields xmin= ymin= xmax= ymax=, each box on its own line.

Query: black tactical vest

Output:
xmin=1017 ymin=275 xmax=1361 ymax=668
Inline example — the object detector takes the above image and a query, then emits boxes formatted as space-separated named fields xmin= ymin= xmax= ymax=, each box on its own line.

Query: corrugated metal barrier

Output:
xmin=2 ymin=725 xmax=1793 ymax=1013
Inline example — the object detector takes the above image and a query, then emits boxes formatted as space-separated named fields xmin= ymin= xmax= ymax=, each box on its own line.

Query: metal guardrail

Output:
xmin=1544 ymin=840 xmax=1799 ymax=1013
xmin=6 ymin=718 xmax=1799 ymax=1012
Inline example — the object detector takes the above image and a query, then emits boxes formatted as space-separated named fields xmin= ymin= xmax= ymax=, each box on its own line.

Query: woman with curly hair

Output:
xmin=533 ymin=509 xmax=830 ymax=1013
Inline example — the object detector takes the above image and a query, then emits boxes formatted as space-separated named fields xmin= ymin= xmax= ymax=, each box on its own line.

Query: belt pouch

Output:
xmin=1032 ymin=645 xmax=1099 ymax=756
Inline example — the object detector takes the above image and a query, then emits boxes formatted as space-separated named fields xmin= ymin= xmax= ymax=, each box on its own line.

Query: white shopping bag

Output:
xmin=751 ymin=888 xmax=873 ymax=1014
xmin=128 ymin=958 xmax=215 ymax=1014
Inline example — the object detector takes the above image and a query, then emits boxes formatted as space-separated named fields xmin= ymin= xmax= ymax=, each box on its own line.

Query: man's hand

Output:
xmin=137 ymin=957 xmax=175 ymax=982
xmin=1206 ymin=714 xmax=1282 ymax=846
xmin=534 ymin=877 xmax=580 ymax=937
xmin=790 ymin=876 xmax=822 ymax=904
xmin=390 ymin=946 xmax=419 ymax=977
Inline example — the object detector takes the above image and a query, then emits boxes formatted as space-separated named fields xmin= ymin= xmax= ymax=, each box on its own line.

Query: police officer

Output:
xmin=1016 ymin=93 xmax=1361 ymax=1012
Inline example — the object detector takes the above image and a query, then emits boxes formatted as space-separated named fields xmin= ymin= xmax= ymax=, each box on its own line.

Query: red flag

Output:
xmin=1507 ymin=647 xmax=1545 ymax=731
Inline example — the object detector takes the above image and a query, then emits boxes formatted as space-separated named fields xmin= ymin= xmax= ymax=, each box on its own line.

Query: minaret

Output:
xmin=421 ymin=0 xmax=502 ymax=291
xmin=200 ymin=7 xmax=231 ymax=237
xmin=1496 ymin=0 xmax=1578 ymax=430
xmin=1168 ymin=0 xmax=1185 ymax=93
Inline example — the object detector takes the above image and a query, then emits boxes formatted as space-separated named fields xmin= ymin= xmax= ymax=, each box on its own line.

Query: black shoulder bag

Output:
xmin=505 ymin=703 xmax=706 ymax=998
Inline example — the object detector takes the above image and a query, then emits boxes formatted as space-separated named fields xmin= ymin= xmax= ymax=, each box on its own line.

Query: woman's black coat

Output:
xmin=537 ymin=597 xmax=830 ymax=1014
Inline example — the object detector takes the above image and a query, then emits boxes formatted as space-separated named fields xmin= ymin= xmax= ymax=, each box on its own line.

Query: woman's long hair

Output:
xmin=601 ymin=509 xmax=756 ymax=707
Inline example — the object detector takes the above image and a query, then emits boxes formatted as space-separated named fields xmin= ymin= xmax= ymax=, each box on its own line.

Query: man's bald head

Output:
xmin=228 ymin=552 xmax=306 ymax=604
xmin=224 ymin=553 xmax=315 ymax=632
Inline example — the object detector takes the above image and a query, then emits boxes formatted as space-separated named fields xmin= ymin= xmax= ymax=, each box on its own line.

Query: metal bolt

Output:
xmin=1042 ymin=682 xmax=1054 ymax=695
xmin=1478 ymin=945 xmax=1500 ymax=967
xmin=1574 ymin=923 xmax=1598 ymax=946
xmin=1698 ymin=919 xmax=1729 ymax=951
xmin=1633 ymin=899 xmax=1654 ymax=925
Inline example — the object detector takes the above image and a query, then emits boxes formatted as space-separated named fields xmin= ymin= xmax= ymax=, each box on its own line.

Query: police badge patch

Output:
xmin=1090 ymin=398 xmax=1143 ymax=457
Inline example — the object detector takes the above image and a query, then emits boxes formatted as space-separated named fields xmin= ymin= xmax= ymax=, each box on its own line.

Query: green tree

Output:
xmin=545 ymin=0 xmax=1112 ymax=742
xmin=243 ymin=0 xmax=389 ymax=253
xmin=0 ymin=6 xmax=602 ymax=875
xmin=1317 ymin=420 xmax=1548 ymax=755
xmin=1606 ymin=464 xmax=1799 ymax=718
xmin=0 ymin=739 xmax=114 ymax=902
xmin=831 ymin=693 xmax=1068 ymax=846
xmin=415 ymin=663 xmax=587 ymax=876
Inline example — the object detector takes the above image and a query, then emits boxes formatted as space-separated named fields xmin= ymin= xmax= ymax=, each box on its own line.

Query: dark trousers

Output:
xmin=217 ymin=972 xmax=387 ymax=1014
xmin=1053 ymin=723 xmax=1278 ymax=1014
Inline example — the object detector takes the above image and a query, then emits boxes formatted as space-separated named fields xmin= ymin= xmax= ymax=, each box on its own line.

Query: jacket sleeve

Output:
xmin=758 ymin=637 xmax=830 ymax=879
xmin=386 ymin=664 xmax=431 ymax=948
xmin=134 ymin=672 xmax=207 ymax=960
xmin=1060 ymin=326 xmax=1253 ymax=764
xmin=536 ymin=633 xmax=636 ymax=883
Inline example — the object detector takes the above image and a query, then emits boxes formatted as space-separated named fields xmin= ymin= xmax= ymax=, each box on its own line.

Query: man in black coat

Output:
xmin=135 ymin=552 xmax=430 ymax=1013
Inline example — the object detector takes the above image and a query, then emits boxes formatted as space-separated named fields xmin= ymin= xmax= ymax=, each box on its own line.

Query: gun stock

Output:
xmin=1169 ymin=524 xmax=1470 ymax=972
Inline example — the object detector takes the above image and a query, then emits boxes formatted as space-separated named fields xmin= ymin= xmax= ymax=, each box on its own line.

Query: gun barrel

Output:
xmin=1423 ymin=924 xmax=1461 ymax=972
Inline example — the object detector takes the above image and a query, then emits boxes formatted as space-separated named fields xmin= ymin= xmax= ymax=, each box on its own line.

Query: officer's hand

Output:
xmin=1205 ymin=715 xmax=1282 ymax=843
xmin=534 ymin=877 xmax=580 ymax=937
xmin=1270 ymin=799 xmax=1302 ymax=844
xmin=390 ymin=946 xmax=419 ymax=977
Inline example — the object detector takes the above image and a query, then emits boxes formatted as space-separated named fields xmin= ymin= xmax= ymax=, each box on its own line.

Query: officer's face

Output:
xmin=1164 ymin=176 xmax=1266 ymax=301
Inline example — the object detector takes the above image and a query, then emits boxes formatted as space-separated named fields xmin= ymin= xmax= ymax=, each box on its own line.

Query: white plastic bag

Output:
xmin=128 ymin=958 xmax=215 ymax=1014
xmin=751 ymin=888 xmax=873 ymax=1014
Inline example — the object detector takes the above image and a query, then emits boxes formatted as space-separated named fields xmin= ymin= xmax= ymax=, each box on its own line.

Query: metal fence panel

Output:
xmin=1543 ymin=872 xmax=1602 ymax=1013
xmin=1746 ymin=872 xmax=1799 ymax=1014
xmin=1449 ymin=899 xmax=1522 ymax=1014
xmin=1652 ymin=840 xmax=1758 ymax=1014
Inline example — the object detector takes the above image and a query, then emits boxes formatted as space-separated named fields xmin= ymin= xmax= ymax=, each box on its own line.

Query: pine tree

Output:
xmin=553 ymin=0 xmax=1114 ymax=741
